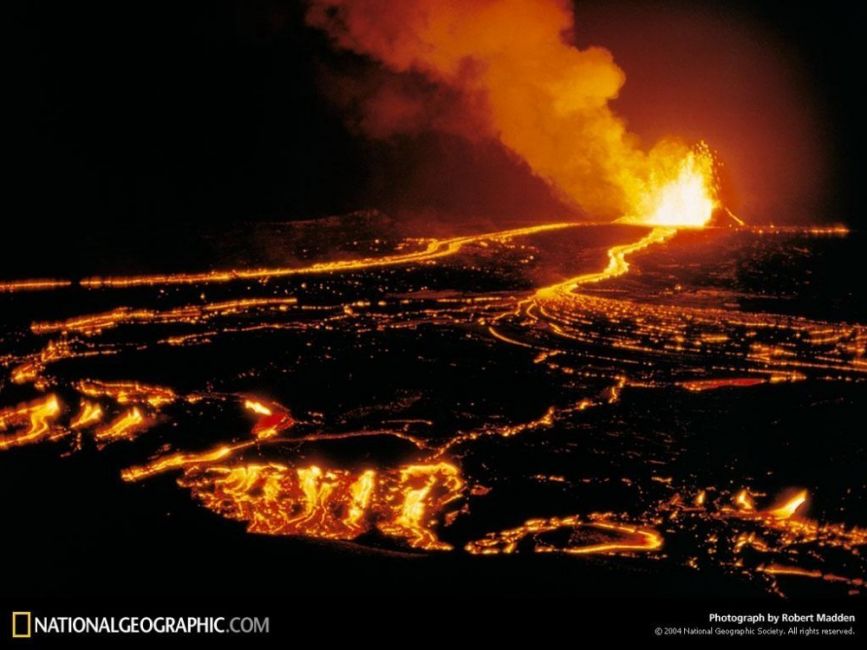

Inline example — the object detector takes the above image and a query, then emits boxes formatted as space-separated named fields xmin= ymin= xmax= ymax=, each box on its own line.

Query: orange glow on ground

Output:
xmin=767 ymin=490 xmax=808 ymax=520
xmin=0 ymin=395 xmax=64 ymax=450
xmin=465 ymin=514 xmax=663 ymax=556
xmin=244 ymin=398 xmax=295 ymax=440
xmin=734 ymin=489 xmax=756 ymax=511
xmin=1 ymin=218 xmax=863 ymax=595
xmin=176 ymin=461 xmax=464 ymax=550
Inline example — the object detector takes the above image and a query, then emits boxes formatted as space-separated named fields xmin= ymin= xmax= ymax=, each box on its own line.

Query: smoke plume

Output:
xmin=307 ymin=0 xmax=695 ymax=220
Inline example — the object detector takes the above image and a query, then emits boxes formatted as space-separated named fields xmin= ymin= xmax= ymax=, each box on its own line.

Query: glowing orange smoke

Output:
xmin=308 ymin=0 xmax=720 ymax=220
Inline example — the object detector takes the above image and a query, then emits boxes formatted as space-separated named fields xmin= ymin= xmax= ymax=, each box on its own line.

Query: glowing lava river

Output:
xmin=1 ymin=211 xmax=865 ymax=598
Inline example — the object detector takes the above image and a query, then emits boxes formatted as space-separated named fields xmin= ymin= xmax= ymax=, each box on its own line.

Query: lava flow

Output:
xmin=177 ymin=461 xmax=464 ymax=550
xmin=465 ymin=514 xmax=663 ymax=556
xmin=0 ymin=394 xmax=63 ymax=450
xmin=0 ymin=190 xmax=864 ymax=594
xmin=66 ymin=223 xmax=576 ymax=291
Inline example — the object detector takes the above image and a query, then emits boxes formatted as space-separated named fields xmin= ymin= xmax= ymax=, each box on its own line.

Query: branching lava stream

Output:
xmin=0 ymin=203 xmax=864 ymax=595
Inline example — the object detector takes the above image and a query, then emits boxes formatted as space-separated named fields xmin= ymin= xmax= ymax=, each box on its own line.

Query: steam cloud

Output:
xmin=307 ymin=0 xmax=695 ymax=219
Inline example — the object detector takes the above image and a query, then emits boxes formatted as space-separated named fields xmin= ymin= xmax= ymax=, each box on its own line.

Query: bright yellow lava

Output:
xmin=623 ymin=145 xmax=718 ymax=228
xmin=767 ymin=489 xmax=808 ymax=520
xmin=243 ymin=399 xmax=273 ymax=416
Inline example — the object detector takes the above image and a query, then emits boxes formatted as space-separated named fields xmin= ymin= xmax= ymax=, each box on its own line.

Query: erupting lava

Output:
xmin=307 ymin=0 xmax=728 ymax=224
xmin=624 ymin=144 xmax=719 ymax=228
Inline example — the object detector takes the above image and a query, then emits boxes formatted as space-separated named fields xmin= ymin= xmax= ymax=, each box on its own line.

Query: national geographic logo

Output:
xmin=11 ymin=612 xmax=31 ymax=638
xmin=9 ymin=611 xmax=269 ymax=637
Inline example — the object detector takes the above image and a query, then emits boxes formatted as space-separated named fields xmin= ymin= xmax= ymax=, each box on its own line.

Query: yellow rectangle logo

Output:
xmin=11 ymin=611 xmax=31 ymax=639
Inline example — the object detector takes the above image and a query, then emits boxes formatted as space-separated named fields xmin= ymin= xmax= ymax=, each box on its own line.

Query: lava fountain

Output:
xmin=620 ymin=143 xmax=719 ymax=228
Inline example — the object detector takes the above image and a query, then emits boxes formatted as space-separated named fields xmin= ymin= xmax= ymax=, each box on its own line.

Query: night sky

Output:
xmin=6 ymin=2 xmax=862 ymax=248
